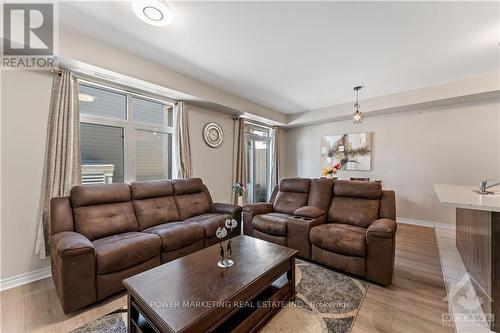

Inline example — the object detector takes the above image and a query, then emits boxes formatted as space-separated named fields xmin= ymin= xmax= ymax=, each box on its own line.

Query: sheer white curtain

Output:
xmin=35 ymin=69 xmax=81 ymax=258
xmin=174 ymin=102 xmax=192 ymax=179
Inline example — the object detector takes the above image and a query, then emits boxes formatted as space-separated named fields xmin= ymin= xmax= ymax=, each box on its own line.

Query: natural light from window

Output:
xmin=78 ymin=81 xmax=174 ymax=184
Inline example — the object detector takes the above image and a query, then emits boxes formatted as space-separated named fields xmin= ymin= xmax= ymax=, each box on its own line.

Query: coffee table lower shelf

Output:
xmin=128 ymin=270 xmax=295 ymax=333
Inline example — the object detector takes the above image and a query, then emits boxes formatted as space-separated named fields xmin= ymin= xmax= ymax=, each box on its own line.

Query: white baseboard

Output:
xmin=0 ymin=266 xmax=51 ymax=292
xmin=397 ymin=217 xmax=456 ymax=231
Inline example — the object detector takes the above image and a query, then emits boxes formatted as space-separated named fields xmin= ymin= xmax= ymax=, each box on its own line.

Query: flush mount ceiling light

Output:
xmin=132 ymin=0 xmax=173 ymax=27
xmin=352 ymin=85 xmax=364 ymax=124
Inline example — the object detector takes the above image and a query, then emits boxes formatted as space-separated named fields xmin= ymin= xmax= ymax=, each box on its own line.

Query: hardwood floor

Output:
xmin=0 ymin=224 xmax=452 ymax=333
xmin=352 ymin=224 xmax=453 ymax=333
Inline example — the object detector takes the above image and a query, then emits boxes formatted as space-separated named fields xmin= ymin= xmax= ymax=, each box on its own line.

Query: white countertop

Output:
xmin=433 ymin=184 xmax=500 ymax=212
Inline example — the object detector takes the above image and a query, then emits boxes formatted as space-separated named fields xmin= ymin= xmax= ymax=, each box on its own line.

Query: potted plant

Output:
xmin=232 ymin=182 xmax=246 ymax=206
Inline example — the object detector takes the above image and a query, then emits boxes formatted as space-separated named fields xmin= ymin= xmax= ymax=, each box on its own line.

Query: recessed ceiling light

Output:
xmin=143 ymin=6 xmax=163 ymax=21
xmin=132 ymin=1 xmax=173 ymax=27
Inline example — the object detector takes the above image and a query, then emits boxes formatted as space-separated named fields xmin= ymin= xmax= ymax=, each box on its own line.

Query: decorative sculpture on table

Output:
xmin=225 ymin=219 xmax=237 ymax=264
xmin=216 ymin=219 xmax=237 ymax=268
xmin=216 ymin=227 xmax=228 ymax=267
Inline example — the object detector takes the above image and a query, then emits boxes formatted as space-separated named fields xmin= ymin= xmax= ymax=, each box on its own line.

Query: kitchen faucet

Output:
xmin=479 ymin=180 xmax=500 ymax=194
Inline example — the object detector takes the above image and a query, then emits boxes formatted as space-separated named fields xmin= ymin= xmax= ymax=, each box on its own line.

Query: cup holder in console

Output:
xmin=293 ymin=216 xmax=312 ymax=221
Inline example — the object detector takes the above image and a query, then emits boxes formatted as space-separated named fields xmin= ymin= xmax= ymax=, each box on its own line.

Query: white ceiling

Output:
xmin=59 ymin=1 xmax=500 ymax=114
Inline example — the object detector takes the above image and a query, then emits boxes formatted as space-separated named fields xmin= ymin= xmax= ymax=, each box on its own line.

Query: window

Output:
xmin=81 ymin=123 xmax=124 ymax=184
xmin=135 ymin=130 xmax=171 ymax=181
xmin=245 ymin=123 xmax=272 ymax=203
xmin=79 ymin=84 xmax=126 ymax=120
xmin=79 ymin=81 xmax=174 ymax=184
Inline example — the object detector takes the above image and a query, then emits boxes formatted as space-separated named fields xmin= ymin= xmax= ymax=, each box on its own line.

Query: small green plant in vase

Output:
xmin=232 ymin=182 xmax=246 ymax=206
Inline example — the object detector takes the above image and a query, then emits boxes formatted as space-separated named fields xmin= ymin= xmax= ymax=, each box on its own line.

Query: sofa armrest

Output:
xmin=366 ymin=219 xmax=397 ymax=286
xmin=211 ymin=203 xmax=242 ymax=238
xmin=294 ymin=206 xmax=325 ymax=219
xmin=287 ymin=215 xmax=326 ymax=259
xmin=242 ymin=203 xmax=273 ymax=236
xmin=367 ymin=218 xmax=397 ymax=238
xmin=243 ymin=203 xmax=273 ymax=215
xmin=210 ymin=203 xmax=242 ymax=217
xmin=50 ymin=232 xmax=96 ymax=313
xmin=52 ymin=231 xmax=94 ymax=258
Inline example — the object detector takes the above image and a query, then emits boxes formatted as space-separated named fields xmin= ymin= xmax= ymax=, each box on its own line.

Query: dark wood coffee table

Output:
xmin=123 ymin=235 xmax=298 ymax=333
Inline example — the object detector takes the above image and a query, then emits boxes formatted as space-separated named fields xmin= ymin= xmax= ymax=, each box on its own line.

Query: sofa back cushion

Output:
xmin=70 ymin=184 xmax=138 ymax=240
xmin=172 ymin=178 xmax=211 ymax=220
xmin=308 ymin=178 xmax=334 ymax=211
xmin=379 ymin=190 xmax=396 ymax=220
xmin=130 ymin=180 xmax=180 ymax=230
xmin=328 ymin=180 xmax=382 ymax=227
xmin=273 ymin=178 xmax=311 ymax=215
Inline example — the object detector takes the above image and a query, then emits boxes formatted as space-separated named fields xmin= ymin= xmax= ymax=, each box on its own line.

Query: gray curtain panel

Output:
xmin=270 ymin=126 xmax=281 ymax=193
xmin=232 ymin=118 xmax=247 ymax=205
xmin=175 ymin=102 xmax=192 ymax=178
xmin=35 ymin=69 xmax=81 ymax=258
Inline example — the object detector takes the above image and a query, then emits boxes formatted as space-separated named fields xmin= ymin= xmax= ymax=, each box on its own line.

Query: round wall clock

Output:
xmin=203 ymin=122 xmax=224 ymax=148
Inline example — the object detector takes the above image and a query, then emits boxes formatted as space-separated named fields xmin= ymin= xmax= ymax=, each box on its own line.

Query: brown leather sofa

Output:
xmin=50 ymin=178 xmax=241 ymax=313
xmin=243 ymin=178 xmax=397 ymax=286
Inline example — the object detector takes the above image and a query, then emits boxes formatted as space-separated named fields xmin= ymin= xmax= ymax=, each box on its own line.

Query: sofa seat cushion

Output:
xmin=144 ymin=222 xmax=204 ymax=251
xmin=92 ymin=232 xmax=161 ymax=274
xmin=310 ymin=224 xmax=367 ymax=257
xmin=184 ymin=213 xmax=232 ymax=238
xmin=252 ymin=213 xmax=291 ymax=236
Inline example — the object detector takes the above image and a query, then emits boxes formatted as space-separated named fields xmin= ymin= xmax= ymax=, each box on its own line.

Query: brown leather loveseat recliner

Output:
xmin=242 ymin=178 xmax=312 ymax=246
xmin=243 ymin=178 xmax=397 ymax=286
xmin=50 ymin=178 xmax=241 ymax=314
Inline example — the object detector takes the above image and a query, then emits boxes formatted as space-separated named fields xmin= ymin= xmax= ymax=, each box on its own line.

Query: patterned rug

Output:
xmin=71 ymin=260 xmax=367 ymax=333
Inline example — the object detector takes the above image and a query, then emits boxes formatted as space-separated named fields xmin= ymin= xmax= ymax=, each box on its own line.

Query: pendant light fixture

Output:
xmin=353 ymin=85 xmax=364 ymax=124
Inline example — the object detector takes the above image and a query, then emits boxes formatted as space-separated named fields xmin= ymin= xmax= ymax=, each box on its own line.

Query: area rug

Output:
xmin=71 ymin=260 xmax=367 ymax=333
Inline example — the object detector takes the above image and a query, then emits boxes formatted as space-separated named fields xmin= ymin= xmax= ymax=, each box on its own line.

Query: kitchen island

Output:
xmin=434 ymin=184 xmax=500 ymax=331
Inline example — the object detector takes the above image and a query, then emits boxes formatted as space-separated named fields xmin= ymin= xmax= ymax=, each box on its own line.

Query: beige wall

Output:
xmin=187 ymin=104 xmax=235 ymax=203
xmin=1 ymin=70 xmax=53 ymax=280
xmin=284 ymin=98 xmax=500 ymax=224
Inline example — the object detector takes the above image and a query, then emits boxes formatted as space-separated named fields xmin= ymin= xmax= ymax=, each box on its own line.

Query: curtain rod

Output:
xmin=53 ymin=69 xmax=275 ymax=125
xmin=231 ymin=115 xmax=280 ymax=129
xmin=50 ymin=68 xmax=81 ymax=79
xmin=51 ymin=68 xmax=178 ymax=105
xmin=243 ymin=118 xmax=277 ymax=129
